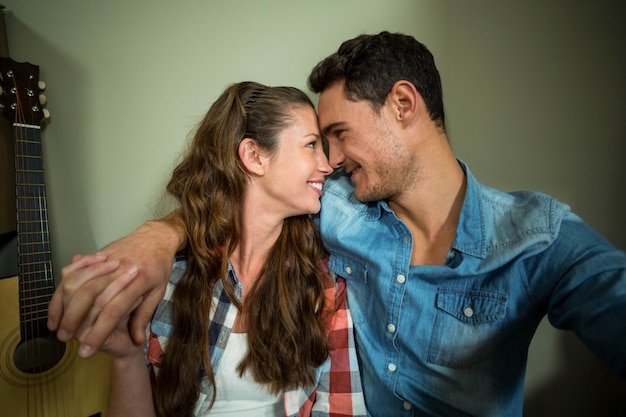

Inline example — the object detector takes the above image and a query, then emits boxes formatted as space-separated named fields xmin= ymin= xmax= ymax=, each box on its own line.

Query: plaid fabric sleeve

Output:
xmin=311 ymin=270 xmax=367 ymax=417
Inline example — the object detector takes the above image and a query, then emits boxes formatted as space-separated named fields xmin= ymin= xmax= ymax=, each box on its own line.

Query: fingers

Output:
xmin=82 ymin=296 xmax=144 ymax=359
xmin=73 ymin=265 xmax=139 ymax=349
xmin=94 ymin=265 xmax=139 ymax=310
xmin=50 ymin=218 xmax=180 ymax=358
xmin=76 ymin=273 xmax=150 ymax=358
xmin=130 ymin=285 xmax=166 ymax=344
xmin=48 ymin=254 xmax=116 ymax=332
xmin=55 ymin=268 xmax=119 ymax=341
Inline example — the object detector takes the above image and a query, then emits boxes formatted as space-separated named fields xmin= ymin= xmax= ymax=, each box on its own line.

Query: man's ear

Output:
xmin=389 ymin=80 xmax=419 ymax=127
xmin=238 ymin=138 xmax=265 ymax=176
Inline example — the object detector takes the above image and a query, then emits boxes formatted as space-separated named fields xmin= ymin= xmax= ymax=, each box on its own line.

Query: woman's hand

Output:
xmin=48 ymin=212 xmax=185 ymax=358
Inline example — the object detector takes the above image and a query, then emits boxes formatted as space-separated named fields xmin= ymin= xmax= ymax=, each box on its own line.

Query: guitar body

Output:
xmin=0 ymin=276 xmax=112 ymax=417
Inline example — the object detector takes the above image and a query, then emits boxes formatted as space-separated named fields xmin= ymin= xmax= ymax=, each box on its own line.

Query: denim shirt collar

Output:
xmin=451 ymin=159 xmax=488 ymax=259
xmin=367 ymin=158 xmax=487 ymax=260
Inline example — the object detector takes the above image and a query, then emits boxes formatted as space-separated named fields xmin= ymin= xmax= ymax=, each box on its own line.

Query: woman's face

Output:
xmin=258 ymin=105 xmax=332 ymax=218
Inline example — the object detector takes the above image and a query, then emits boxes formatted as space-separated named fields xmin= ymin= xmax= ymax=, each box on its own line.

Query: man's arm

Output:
xmin=48 ymin=211 xmax=186 ymax=357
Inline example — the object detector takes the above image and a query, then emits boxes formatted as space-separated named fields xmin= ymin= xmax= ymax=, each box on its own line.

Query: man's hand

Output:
xmin=48 ymin=213 xmax=185 ymax=358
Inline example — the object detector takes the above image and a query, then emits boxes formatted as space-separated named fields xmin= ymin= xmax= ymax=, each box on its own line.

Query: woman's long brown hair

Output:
xmin=154 ymin=82 xmax=330 ymax=417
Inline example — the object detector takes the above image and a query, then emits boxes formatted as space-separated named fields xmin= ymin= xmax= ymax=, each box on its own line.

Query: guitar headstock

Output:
xmin=0 ymin=57 xmax=50 ymax=126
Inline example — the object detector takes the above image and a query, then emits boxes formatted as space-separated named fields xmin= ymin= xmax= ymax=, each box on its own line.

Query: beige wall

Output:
xmin=2 ymin=0 xmax=625 ymax=414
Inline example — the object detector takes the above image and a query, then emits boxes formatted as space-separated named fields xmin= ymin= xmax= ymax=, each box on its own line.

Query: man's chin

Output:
xmin=353 ymin=188 xmax=377 ymax=203
xmin=353 ymin=183 xmax=392 ymax=204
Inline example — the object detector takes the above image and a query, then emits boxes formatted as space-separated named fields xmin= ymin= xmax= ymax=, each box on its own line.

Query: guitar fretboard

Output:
xmin=15 ymin=123 xmax=54 ymax=339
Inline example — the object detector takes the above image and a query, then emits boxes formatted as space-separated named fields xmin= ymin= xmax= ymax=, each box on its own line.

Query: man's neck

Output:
xmin=388 ymin=156 xmax=466 ymax=266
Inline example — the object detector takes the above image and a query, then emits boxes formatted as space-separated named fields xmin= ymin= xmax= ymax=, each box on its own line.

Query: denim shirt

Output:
xmin=315 ymin=160 xmax=626 ymax=417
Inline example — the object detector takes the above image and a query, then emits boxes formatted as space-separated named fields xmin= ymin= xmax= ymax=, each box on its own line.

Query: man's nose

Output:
xmin=327 ymin=145 xmax=345 ymax=169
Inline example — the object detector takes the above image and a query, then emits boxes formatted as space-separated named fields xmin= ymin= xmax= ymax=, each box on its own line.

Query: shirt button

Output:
xmin=344 ymin=266 xmax=352 ymax=275
xmin=387 ymin=323 xmax=396 ymax=333
xmin=464 ymin=307 xmax=474 ymax=317
xmin=396 ymin=274 xmax=406 ymax=284
xmin=387 ymin=363 xmax=397 ymax=372
xmin=403 ymin=402 xmax=412 ymax=410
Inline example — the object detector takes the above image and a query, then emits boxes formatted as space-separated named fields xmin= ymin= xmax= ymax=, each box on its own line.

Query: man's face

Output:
xmin=317 ymin=81 xmax=416 ymax=202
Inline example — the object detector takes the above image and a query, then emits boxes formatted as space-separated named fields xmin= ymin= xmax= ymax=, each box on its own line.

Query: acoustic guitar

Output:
xmin=0 ymin=58 xmax=112 ymax=417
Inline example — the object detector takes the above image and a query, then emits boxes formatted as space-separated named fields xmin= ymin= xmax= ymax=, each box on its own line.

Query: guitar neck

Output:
xmin=14 ymin=122 xmax=54 ymax=340
xmin=0 ymin=39 xmax=111 ymax=417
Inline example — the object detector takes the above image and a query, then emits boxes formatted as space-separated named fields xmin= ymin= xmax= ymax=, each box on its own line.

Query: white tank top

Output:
xmin=208 ymin=333 xmax=283 ymax=416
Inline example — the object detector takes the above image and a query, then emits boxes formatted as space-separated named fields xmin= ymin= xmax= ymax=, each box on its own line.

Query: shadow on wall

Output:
xmin=524 ymin=330 xmax=626 ymax=416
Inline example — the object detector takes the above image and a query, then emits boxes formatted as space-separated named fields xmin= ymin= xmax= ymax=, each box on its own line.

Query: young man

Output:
xmin=50 ymin=32 xmax=626 ymax=416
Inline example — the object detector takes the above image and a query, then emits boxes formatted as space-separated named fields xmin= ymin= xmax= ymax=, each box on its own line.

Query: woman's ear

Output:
xmin=238 ymin=138 xmax=265 ymax=176
xmin=389 ymin=80 xmax=419 ymax=127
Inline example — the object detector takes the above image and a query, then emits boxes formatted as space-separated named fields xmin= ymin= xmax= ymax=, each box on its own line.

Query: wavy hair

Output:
xmin=154 ymin=82 xmax=330 ymax=416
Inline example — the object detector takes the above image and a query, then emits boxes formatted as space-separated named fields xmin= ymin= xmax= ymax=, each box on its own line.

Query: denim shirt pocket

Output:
xmin=328 ymin=253 xmax=369 ymax=324
xmin=428 ymin=288 xmax=508 ymax=368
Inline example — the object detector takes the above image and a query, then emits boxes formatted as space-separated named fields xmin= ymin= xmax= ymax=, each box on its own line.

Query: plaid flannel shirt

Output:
xmin=146 ymin=258 xmax=366 ymax=417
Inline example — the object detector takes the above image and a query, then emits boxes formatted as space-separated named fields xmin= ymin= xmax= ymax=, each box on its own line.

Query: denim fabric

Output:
xmin=316 ymin=160 xmax=626 ymax=417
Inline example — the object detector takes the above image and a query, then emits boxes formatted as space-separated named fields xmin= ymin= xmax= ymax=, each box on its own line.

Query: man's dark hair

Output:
xmin=308 ymin=31 xmax=446 ymax=131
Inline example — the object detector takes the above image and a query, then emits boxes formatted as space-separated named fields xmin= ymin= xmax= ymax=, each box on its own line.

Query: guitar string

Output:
xmin=13 ymin=71 xmax=36 ymax=415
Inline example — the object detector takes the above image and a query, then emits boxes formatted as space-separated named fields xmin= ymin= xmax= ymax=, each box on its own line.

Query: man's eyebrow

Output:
xmin=321 ymin=122 xmax=347 ymax=137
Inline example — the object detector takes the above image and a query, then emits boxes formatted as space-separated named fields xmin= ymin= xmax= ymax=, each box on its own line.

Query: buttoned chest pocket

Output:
xmin=328 ymin=254 xmax=370 ymax=324
xmin=428 ymin=288 xmax=508 ymax=368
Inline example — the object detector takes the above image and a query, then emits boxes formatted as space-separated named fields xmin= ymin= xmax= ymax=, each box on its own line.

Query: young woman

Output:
xmin=99 ymin=82 xmax=365 ymax=417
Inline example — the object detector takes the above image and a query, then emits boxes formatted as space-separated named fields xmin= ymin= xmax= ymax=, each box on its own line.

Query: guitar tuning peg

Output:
xmin=42 ymin=108 xmax=51 ymax=120
xmin=38 ymin=80 xmax=46 ymax=91
xmin=39 ymin=94 xmax=47 ymax=106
